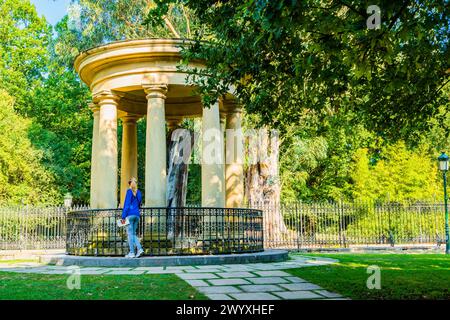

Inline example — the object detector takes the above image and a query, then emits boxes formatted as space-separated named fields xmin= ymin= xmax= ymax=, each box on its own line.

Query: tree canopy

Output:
xmin=147 ymin=0 xmax=450 ymax=141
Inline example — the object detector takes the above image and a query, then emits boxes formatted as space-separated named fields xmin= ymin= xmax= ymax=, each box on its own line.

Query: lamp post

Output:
xmin=64 ymin=193 xmax=73 ymax=209
xmin=438 ymin=152 xmax=450 ymax=254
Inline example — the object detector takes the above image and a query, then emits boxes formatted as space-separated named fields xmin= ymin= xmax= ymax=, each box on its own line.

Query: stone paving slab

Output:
xmin=239 ymin=284 xmax=284 ymax=292
xmin=208 ymin=278 xmax=251 ymax=286
xmin=187 ymin=268 xmax=224 ymax=273
xmin=230 ymin=292 xmax=281 ymax=300
xmin=165 ymin=266 xmax=197 ymax=271
xmin=196 ymin=286 xmax=242 ymax=294
xmin=134 ymin=267 xmax=165 ymax=272
xmin=216 ymin=272 xmax=256 ymax=278
xmin=254 ymin=271 xmax=292 ymax=277
xmin=222 ymin=265 xmax=257 ymax=272
xmin=177 ymin=273 xmax=218 ymax=280
xmin=284 ymin=276 xmax=307 ymax=283
xmin=205 ymin=293 xmax=234 ymax=300
xmin=195 ymin=265 xmax=227 ymax=270
xmin=145 ymin=270 xmax=179 ymax=274
xmin=185 ymin=280 xmax=210 ymax=287
xmin=248 ymin=277 xmax=289 ymax=284
xmin=273 ymin=290 xmax=323 ymax=300
xmin=279 ymin=283 xmax=323 ymax=291
xmin=248 ymin=264 xmax=281 ymax=271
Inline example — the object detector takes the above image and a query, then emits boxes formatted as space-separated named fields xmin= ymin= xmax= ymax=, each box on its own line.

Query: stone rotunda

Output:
xmin=75 ymin=39 xmax=244 ymax=210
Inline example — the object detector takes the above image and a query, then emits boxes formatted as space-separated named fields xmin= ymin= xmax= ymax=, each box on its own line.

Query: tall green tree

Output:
xmin=0 ymin=0 xmax=51 ymax=112
xmin=0 ymin=90 xmax=59 ymax=204
xmin=351 ymin=141 xmax=442 ymax=202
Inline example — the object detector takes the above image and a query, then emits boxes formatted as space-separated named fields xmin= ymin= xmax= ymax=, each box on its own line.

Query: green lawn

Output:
xmin=288 ymin=253 xmax=450 ymax=300
xmin=0 ymin=272 xmax=206 ymax=300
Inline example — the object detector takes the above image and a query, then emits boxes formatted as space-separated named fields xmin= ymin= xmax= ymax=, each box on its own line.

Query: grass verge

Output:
xmin=0 ymin=271 xmax=207 ymax=300
xmin=287 ymin=253 xmax=450 ymax=300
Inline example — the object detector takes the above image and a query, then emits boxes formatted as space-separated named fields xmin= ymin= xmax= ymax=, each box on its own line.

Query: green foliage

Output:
xmin=0 ymin=0 xmax=51 ymax=111
xmin=351 ymin=141 xmax=442 ymax=202
xmin=0 ymin=90 xmax=59 ymax=204
xmin=28 ymin=66 xmax=92 ymax=202
xmin=279 ymin=105 xmax=377 ymax=201
xmin=147 ymin=0 xmax=450 ymax=139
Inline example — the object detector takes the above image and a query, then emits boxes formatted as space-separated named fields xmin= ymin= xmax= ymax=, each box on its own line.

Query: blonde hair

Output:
xmin=128 ymin=177 xmax=138 ymax=195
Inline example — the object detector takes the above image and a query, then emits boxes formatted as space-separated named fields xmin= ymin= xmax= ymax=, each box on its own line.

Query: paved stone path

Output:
xmin=0 ymin=255 xmax=347 ymax=300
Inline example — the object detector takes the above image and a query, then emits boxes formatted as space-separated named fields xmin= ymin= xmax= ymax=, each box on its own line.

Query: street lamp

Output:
xmin=438 ymin=152 xmax=450 ymax=254
xmin=64 ymin=193 xmax=73 ymax=208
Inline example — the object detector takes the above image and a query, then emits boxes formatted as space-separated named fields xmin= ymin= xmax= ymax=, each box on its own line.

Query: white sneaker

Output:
xmin=125 ymin=252 xmax=135 ymax=258
xmin=135 ymin=249 xmax=144 ymax=258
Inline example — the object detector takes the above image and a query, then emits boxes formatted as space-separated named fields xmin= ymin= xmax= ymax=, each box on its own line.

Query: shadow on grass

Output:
xmin=288 ymin=253 xmax=450 ymax=300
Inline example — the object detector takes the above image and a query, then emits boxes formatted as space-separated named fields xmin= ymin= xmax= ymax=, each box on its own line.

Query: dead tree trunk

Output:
xmin=166 ymin=128 xmax=194 ymax=238
xmin=246 ymin=128 xmax=287 ymax=244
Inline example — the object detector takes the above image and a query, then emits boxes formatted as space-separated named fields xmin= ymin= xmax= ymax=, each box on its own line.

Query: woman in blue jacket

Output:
xmin=121 ymin=177 xmax=144 ymax=258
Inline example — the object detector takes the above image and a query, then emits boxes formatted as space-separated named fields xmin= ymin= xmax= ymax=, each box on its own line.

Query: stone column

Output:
xmin=219 ymin=110 xmax=227 ymax=205
xmin=89 ymin=103 xmax=100 ymax=209
xmin=94 ymin=90 xmax=120 ymax=209
xmin=225 ymin=105 xmax=244 ymax=208
xmin=120 ymin=115 xmax=139 ymax=207
xmin=143 ymin=84 xmax=168 ymax=207
xmin=202 ymin=101 xmax=225 ymax=207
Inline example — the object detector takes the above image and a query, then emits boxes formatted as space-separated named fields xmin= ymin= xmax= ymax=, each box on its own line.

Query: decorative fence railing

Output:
xmin=251 ymin=201 xmax=447 ymax=249
xmin=0 ymin=201 xmax=447 ymax=251
xmin=0 ymin=205 xmax=89 ymax=250
xmin=66 ymin=207 xmax=263 ymax=256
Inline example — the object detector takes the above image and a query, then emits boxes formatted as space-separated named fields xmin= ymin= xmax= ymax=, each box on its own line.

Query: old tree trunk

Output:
xmin=166 ymin=127 xmax=194 ymax=238
xmin=246 ymin=128 xmax=287 ymax=241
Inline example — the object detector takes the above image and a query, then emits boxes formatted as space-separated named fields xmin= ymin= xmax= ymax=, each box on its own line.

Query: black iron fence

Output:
xmin=0 ymin=205 xmax=88 ymax=250
xmin=0 ymin=201 xmax=447 ymax=251
xmin=252 ymin=201 xmax=447 ymax=249
xmin=66 ymin=207 xmax=264 ymax=256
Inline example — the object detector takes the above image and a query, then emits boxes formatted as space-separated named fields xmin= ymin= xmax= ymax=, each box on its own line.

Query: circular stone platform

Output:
xmin=39 ymin=250 xmax=288 ymax=267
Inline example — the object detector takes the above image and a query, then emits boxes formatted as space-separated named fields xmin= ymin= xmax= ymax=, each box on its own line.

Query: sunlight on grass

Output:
xmin=0 ymin=272 xmax=207 ymax=300
xmin=288 ymin=253 xmax=450 ymax=300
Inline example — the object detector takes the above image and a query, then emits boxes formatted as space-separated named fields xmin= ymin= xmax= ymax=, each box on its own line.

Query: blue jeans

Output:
xmin=127 ymin=215 xmax=143 ymax=254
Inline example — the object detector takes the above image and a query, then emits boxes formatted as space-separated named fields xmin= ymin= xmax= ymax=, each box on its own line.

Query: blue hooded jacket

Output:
xmin=121 ymin=189 xmax=142 ymax=219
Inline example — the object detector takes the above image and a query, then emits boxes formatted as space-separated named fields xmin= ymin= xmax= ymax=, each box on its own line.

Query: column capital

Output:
xmin=93 ymin=90 xmax=122 ymax=106
xmin=120 ymin=114 xmax=141 ymax=124
xmin=88 ymin=102 xmax=100 ymax=113
xmin=222 ymin=98 xmax=242 ymax=114
xmin=143 ymin=84 xmax=168 ymax=100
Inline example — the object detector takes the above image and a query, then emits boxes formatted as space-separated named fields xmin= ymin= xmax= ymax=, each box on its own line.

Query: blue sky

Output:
xmin=30 ymin=0 xmax=71 ymax=25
